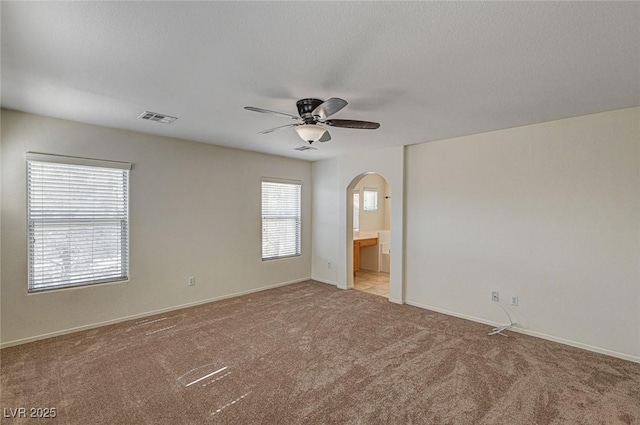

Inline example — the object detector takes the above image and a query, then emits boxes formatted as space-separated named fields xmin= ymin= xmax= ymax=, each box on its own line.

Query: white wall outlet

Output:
xmin=510 ymin=295 xmax=519 ymax=306
xmin=491 ymin=291 xmax=499 ymax=302
xmin=327 ymin=262 xmax=331 ymax=269
xmin=188 ymin=276 xmax=195 ymax=286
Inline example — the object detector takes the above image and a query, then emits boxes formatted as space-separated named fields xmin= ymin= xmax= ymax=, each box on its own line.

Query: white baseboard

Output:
xmin=311 ymin=277 xmax=338 ymax=286
xmin=10 ymin=281 xmax=635 ymax=363
xmin=405 ymin=300 xmax=640 ymax=364
xmin=0 ymin=277 xmax=310 ymax=349
xmin=311 ymin=276 xmax=352 ymax=290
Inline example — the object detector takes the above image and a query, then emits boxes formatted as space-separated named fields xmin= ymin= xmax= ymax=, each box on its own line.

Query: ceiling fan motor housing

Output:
xmin=296 ymin=98 xmax=324 ymax=123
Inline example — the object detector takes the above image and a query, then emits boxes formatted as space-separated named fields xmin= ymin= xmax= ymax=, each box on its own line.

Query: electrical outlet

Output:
xmin=491 ymin=291 xmax=499 ymax=302
xmin=188 ymin=276 xmax=195 ymax=286
xmin=327 ymin=262 xmax=331 ymax=269
xmin=510 ymin=295 xmax=518 ymax=306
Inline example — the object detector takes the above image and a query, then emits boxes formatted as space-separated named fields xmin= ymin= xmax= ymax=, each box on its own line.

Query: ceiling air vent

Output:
xmin=138 ymin=111 xmax=177 ymax=124
xmin=293 ymin=145 xmax=317 ymax=151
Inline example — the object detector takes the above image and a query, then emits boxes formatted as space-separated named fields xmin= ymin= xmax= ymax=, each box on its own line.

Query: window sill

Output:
xmin=27 ymin=278 xmax=130 ymax=294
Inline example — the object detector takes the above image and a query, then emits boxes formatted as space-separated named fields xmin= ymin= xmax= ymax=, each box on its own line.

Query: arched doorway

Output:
xmin=347 ymin=172 xmax=391 ymax=298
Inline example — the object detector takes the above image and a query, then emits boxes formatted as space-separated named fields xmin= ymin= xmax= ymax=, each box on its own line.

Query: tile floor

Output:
xmin=354 ymin=270 xmax=390 ymax=298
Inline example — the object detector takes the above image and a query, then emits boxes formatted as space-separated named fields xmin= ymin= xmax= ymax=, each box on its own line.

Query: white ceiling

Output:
xmin=2 ymin=2 xmax=639 ymax=161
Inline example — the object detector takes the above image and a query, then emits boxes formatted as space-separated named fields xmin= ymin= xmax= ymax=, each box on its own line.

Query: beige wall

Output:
xmin=383 ymin=179 xmax=391 ymax=230
xmin=0 ymin=109 xmax=312 ymax=345
xmin=405 ymin=107 xmax=640 ymax=361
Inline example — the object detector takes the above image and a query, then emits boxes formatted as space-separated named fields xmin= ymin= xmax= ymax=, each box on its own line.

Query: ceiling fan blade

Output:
xmin=323 ymin=119 xmax=380 ymax=130
xmin=244 ymin=106 xmax=301 ymax=120
xmin=258 ymin=123 xmax=299 ymax=134
xmin=312 ymin=98 xmax=348 ymax=119
xmin=318 ymin=130 xmax=331 ymax=143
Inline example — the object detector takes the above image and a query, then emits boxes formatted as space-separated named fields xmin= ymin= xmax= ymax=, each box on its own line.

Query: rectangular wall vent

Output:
xmin=293 ymin=145 xmax=317 ymax=151
xmin=138 ymin=111 xmax=177 ymax=124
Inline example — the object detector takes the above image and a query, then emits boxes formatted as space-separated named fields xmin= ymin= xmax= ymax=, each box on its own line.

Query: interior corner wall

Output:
xmin=405 ymin=107 xmax=640 ymax=361
xmin=311 ymin=145 xmax=404 ymax=303
xmin=383 ymin=179 xmax=391 ymax=230
xmin=0 ymin=109 xmax=312 ymax=346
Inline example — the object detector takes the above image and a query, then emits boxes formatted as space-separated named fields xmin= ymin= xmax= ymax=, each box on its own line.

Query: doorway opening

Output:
xmin=350 ymin=173 xmax=391 ymax=298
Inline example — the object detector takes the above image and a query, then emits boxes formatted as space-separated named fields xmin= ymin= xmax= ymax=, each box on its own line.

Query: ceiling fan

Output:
xmin=244 ymin=98 xmax=380 ymax=144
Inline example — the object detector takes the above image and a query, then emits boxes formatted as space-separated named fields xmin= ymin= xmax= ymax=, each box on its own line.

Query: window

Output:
xmin=363 ymin=188 xmax=378 ymax=211
xmin=261 ymin=178 xmax=301 ymax=260
xmin=353 ymin=190 xmax=360 ymax=231
xmin=27 ymin=153 xmax=131 ymax=292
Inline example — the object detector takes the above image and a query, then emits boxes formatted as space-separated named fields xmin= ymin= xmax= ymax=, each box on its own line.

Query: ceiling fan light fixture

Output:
xmin=295 ymin=124 xmax=326 ymax=143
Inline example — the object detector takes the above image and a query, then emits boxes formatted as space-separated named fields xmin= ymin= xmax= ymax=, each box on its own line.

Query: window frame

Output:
xmin=261 ymin=177 xmax=302 ymax=261
xmin=363 ymin=187 xmax=379 ymax=212
xmin=353 ymin=189 xmax=360 ymax=231
xmin=26 ymin=152 xmax=131 ymax=293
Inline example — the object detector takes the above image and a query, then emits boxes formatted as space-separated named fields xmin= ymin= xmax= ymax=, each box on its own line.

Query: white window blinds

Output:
xmin=363 ymin=188 xmax=378 ymax=211
xmin=261 ymin=179 xmax=301 ymax=260
xmin=27 ymin=153 xmax=131 ymax=292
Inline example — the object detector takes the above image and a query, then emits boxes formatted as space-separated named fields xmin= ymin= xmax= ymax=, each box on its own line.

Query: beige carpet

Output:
xmin=1 ymin=281 xmax=639 ymax=424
